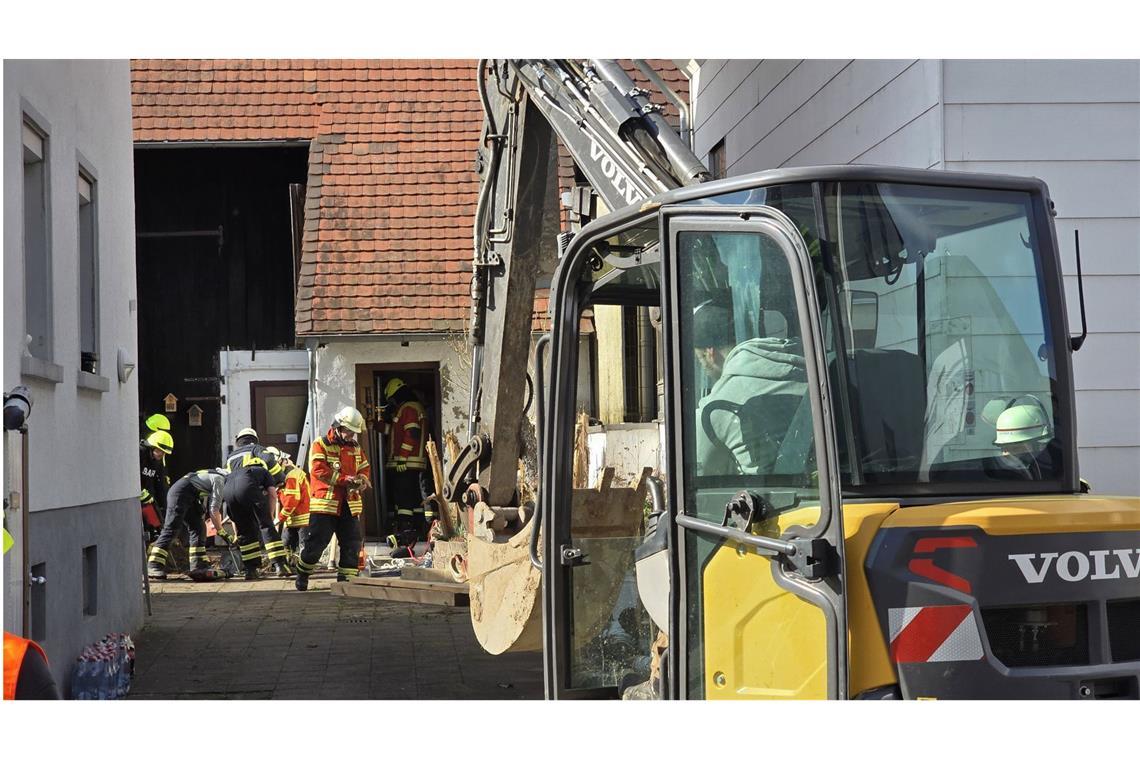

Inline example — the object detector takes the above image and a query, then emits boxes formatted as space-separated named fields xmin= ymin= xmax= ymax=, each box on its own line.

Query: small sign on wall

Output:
xmin=164 ymin=393 xmax=178 ymax=413
xmin=286 ymin=433 xmax=299 ymax=443
xmin=188 ymin=404 xmax=203 ymax=427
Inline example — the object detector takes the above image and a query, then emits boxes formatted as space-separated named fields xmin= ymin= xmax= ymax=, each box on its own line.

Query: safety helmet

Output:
xmin=994 ymin=403 xmax=1052 ymax=447
xmin=333 ymin=406 xmax=365 ymax=434
xmin=383 ymin=377 xmax=405 ymax=400
xmin=145 ymin=413 xmax=171 ymax=433
xmin=146 ymin=430 xmax=174 ymax=455
xmin=264 ymin=446 xmax=282 ymax=459
xmin=235 ymin=427 xmax=259 ymax=443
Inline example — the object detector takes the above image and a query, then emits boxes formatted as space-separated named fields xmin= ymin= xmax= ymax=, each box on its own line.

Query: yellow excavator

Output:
xmin=440 ymin=60 xmax=1140 ymax=699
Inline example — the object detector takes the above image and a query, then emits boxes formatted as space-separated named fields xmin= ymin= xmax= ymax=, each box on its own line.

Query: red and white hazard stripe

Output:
xmin=888 ymin=605 xmax=985 ymax=664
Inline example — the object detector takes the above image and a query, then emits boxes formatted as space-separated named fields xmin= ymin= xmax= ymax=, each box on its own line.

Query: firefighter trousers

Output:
xmin=148 ymin=479 xmax=208 ymax=570
xmin=223 ymin=479 xmax=270 ymax=572
xmin=252 ymin=495 xmax=288 ymax=563
xmin=389 ymin=468 xmax=432 ymax=539
xmin=297 ymin=507 xmax=360 ymax=580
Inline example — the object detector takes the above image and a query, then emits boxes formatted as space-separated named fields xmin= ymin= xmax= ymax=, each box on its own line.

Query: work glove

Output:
xmin=394 ymin=463 xmax=407 ymax=473
xmin=217 ymin=528 xmax=236 ymax=545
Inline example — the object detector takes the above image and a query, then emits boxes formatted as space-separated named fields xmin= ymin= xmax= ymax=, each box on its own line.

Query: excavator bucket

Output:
xmin=466 ymin=467 xmax=652 ymax=655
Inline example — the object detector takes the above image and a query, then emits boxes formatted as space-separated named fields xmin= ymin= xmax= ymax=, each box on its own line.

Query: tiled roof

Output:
xmin=131 ymin=59 xmax=689 ymax=337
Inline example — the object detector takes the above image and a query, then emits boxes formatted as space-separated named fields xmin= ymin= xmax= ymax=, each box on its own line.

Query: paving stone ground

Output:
xmin=128 ymin=569 xmax=544 ymax=700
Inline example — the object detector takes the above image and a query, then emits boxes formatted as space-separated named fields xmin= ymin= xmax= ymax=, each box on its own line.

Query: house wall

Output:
xmin=3 ymin=59 xmax=142 ymax=691
xmin=691 ymin=59 xmax=1140 ymax=496
xmin=692 ymin=60 xmax=942 ymax=172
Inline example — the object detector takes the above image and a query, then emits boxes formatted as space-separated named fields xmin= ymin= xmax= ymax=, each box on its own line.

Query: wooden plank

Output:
xmin=400 ymin=566 xmax=455 ymax=583
xmin=331 ymin=581 xmax=469 ymax=607
xmin=351 ymin=575 xmax=468 ymax=593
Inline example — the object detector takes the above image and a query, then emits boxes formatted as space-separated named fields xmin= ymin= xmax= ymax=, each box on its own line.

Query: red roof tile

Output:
xmin=131 ymin=59 xmax=689 ymax=337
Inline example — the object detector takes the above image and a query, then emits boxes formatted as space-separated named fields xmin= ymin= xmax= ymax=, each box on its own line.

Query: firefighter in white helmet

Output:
xmin=993 ymin=398 xmax=1052 ymax=480
xmin=294 ymin=406 xmax=371 ymax=591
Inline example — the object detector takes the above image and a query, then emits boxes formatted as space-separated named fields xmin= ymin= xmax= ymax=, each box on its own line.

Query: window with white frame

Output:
xmin=23 ymin=119 xmax=52 ymax=361
xmin=78 ymin=169 xmax=99 ymax=372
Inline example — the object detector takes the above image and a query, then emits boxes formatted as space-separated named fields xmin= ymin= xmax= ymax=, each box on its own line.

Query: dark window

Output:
xmin=82 ymin=545 xmax=98 ymax=616
xmin=78 ymin=171 xmax=99 ymax=372
xmin=23 ymin=119 xmax=51 ymax=361
xmin=708 ymin=138 xmax=727 ymax=180
xmin=30 ymin=561 xmax=47 ymax=641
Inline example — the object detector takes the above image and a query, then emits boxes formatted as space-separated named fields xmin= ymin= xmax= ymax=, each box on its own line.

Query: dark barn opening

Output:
xmin=134 ymin=145 xmax=309 ymax=475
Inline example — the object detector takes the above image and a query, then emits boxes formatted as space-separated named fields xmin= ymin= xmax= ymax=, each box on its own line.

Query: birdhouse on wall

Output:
xmin=188 ymin=404 xmax=204 ymax=428
xmin=164 ymin=393 xmax=178 ymax=413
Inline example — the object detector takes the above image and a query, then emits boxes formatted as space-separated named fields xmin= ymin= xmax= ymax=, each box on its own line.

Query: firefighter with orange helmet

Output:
xmin=294 ymin=407 xmax=370 ymax=591
xmin=381 ymin=378 xmax=433 ymax=541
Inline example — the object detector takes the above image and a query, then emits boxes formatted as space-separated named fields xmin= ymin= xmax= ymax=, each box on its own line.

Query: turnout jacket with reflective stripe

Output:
xmin=182 ymin=468 xmax=226 ymax=514
xmin=278 ymin=466 xmax=311 ymax=526
xmin=386 ymin=400 xmax=427 ymax=470
xmin=224 ymin=443 xmax=286 ymax=486
xmin=309 ymin=429 xmax=370 ymax=516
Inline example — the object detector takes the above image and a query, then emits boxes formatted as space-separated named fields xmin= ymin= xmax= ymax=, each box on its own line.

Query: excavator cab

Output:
xmin=537 ymin=166 xmax=1140 ymax=700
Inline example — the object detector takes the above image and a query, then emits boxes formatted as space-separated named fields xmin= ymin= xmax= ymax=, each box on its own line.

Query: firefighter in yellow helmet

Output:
xmin=295 ymin=407 xmax=370 ymax=591
xmin=140 ymin=430 xmax=173 ymax=540
xmin=381 ymin=377 xmax=433 ymax=542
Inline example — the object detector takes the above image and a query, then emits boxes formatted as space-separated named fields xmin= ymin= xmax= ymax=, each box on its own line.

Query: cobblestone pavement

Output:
xmin=128 ymin=570 xmax=544 ymax=700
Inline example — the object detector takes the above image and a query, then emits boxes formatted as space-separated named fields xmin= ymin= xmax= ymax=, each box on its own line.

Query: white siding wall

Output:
xmin=694 ymin=60 xmax=943 ymax=173
xmin=692 ymin=58 xmax=1140 ymax=496
xmin=942 ymin=59 xmax=1140 ymax=497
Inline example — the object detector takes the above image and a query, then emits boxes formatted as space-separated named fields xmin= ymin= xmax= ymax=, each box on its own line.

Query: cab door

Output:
xmin=662 ymin=206 xmax=848 ymax=699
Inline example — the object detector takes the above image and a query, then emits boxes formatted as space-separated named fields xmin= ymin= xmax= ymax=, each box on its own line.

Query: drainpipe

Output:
xmin=21 ymin=426 xmax=30 ymax=637
xmin=306 ymin=338 xmax=319 ymax=458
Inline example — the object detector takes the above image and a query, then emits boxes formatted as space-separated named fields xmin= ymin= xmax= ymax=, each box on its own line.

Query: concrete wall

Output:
xmin=3 ymin=60 xmax=142 ymax=689
xmin=691 ymin=59 xmax=1140 ymax=496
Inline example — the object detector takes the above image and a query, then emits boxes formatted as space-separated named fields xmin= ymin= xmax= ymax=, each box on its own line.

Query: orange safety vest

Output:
xmin=386 ymin=399 xmax=428 ymax=471
xmin=308 ymin=430 xmax=370 ymax=517
xmin=278 ymin=466 xmax=311 ymax=527
xmin=3 ymin=632 xmax=48 ymax=700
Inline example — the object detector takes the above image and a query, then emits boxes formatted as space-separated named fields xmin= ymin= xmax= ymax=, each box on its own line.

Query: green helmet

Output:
xmin=994 ymin=403 xmax=1051 ymax=446
xmin=146 ymin=430 xmax=174 ymax=455
xmin=383 ymin=377 xmax=405 ymax=401
xmin=145 ymin=413 xmax=171 ymax=433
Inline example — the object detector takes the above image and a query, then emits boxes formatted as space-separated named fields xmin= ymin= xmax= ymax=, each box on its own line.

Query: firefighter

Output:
xmin=275 ymin=451 xmax=310 ymax=567
xmin=381 ymin=378 xmax=433 ymax=541
xmin=224 ymin=429 xmax=291 ymax=578
xmin=146 ymin=468 xmax=227 ymax=580
xmin=140 ymin=430 xmax=173 ymax=538
xmin=295 ymin=407 xmax=370 ymax=591
xmin=223 ymin=428 xmax=285 ymax=580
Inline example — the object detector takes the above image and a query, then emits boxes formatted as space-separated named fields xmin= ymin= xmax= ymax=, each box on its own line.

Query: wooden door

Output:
xmin=250 ymin=380 xmax=308 ymax=460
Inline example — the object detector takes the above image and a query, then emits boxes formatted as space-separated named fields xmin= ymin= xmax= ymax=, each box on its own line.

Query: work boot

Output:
xmin=294 ymin=574 xmax=309 ymax=591
xmin=147 ymin=563 xmax=167 ymax=580
xmin=272 ymin=559 xmax=294 ymax=578
xmin=191 ymin=560 xmax=212 ymax=572
xmin=243 ymin=566 xmax=260 ymax=581
xmin=336 ymin=574 xmax=346 ymax=583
